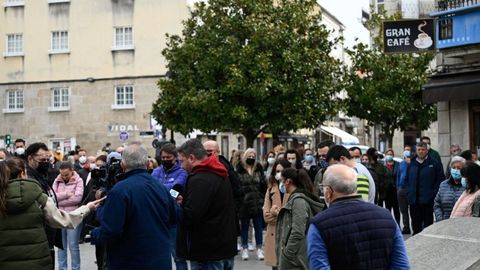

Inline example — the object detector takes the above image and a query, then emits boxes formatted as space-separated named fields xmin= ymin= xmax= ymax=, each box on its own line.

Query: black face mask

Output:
xmin=246 ymin=158 xmax=256 ymax=166
xmin=162 ymin=160 xmax=174 ymax=170
xmin=37 ymin=161 xmax=50 ymax=175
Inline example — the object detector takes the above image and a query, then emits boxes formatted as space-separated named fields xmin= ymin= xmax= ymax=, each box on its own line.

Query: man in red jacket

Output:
xmin=176 ymin=139 xmax=237 ymax=270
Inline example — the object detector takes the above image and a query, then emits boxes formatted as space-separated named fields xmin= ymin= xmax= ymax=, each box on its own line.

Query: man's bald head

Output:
xmin=203 ymin=140 xmax=220 ymax=156
xmin=323 ymin=164 xmax=357 ymax=195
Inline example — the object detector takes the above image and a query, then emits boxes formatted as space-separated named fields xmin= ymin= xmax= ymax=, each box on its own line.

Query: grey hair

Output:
xmin=177 ymin=139 xmax=207 ymax=159
xmin=451 ymin=156 xmax=466 ymax=166
xmin=122 ymin=141 xmax=148 ymax=171
xmin=323 ymin=165 xmax=357 ymax=195
xmin=416 ymin=141 xmax=428 ymax=149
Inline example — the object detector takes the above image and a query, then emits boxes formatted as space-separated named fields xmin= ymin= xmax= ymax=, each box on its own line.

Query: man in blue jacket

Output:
xmin=151 ymin=143 xmax=188 ymax=270
xmin=405 ymin=141 xmax=445 ymax=235
xmin=307 ymin=164 xmax=409 ymax=269
xmin=92 ymin=142 xmax=181 ymax=270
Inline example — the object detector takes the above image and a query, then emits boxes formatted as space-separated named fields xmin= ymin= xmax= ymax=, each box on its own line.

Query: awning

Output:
xmin=320 ymin=126 xmax=359 ymax=144
xmin=423 ymin=69 xmax=480 ymax=103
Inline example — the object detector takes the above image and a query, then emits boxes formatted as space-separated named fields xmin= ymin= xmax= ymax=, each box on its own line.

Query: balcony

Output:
xmin=437 ymin=0 xmax=479 ymax=11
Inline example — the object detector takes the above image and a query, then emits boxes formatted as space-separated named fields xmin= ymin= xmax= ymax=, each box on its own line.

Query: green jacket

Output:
xmin=0 ymin=179 xmax=51 ymax=270
xmin=276 ymin=190 xmax=324 ymax=270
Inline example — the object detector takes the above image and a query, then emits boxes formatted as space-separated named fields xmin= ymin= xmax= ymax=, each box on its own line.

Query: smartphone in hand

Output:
xmin=169 ymin=189 xmax=179 ymax=198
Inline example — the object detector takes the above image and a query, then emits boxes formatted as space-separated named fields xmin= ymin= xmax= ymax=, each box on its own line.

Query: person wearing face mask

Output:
xmin=275 ymin=168 xmax=323 ymax=270
xmin=285 ymin=149 xmax=303 ymax=170
xmin=307 ymin=164 xmax=409 ymax=270
xmin=421 ymin=136 xmax=443 ymax=169
xmin=302 ymin=148 xmax=318 ymax=182
xmin=150 ymin=143 xmax=188 ymax=270
xmin=264 ymin=151 xmax=277 ymax=179
xmin=77 ymin=156 xmax=96 ymax=184
xmin=396 ymin=145 xmax=412 ymax=234
xmin=75 ymin=150 xmax=87 ymax=173
xmin=26 ymin=142 xmax=62 ymax=268
xmin=236 ymin=148 xmax=267 ymax=261
xmin=52 ymin=162 xmax=84 ymax=270
xmin=383 ymin=149 xmax=401 ymax=226
xmin=14 ymin=138 xmax=27 ymax=160
xmin=313 ymin=141 xmax=335 ymax=197
xmin=433 ymin=156 xmax=466 ymax=222
xmin=262 ymin=159 xmax=292 ymax=270
xmin=450 ymin=161 xmax=480 ymax=218
xmin=445 ymin=144 xmax=462 ymax=179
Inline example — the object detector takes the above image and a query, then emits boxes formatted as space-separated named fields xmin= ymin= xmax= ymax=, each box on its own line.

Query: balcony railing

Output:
xmin=437 ymin=0 xmax=479 ymax=11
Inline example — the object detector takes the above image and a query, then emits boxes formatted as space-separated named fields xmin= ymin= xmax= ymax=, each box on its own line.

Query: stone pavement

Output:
xmin=60 ymin=244 xmax=271 ymax=270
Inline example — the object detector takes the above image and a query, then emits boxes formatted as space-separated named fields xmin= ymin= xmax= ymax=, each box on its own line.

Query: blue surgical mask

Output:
xmin=461 ymin=177 xmax=468 ymax=188
xmin=267 ymin=157 xmax=276 ymax=165
xmin=279 ymin=181 xmax=286 ymax=194
xmin=318 ymin=159 xmax=328 ymax=169
xmin=450 ymin=168 xmax=462 ymax=180
xmin=403 ymin=151 xmax=411 ymax=158
xmin=386 ymin=155 xmax=393 ymax=162
xmin=305 ymin=155 xmax=314 ymax=163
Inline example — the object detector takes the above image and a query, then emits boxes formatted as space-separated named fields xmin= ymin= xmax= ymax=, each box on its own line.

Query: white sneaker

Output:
xmin=241 ymin=248 xmax=249 ymax=260
xmin=237 ymin=243 xmax=242 ymax=251
xmin=248 ymin=243 xmax=255 ymax=251
xmin=256 ymin=248 xmax=264 ymax=260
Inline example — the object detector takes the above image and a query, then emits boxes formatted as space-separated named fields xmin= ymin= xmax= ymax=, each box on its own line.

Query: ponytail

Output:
xmin=0 ymin=160 xmax=10 ymax=215
xmin=282 ymin=168 xmax=314 ymax=193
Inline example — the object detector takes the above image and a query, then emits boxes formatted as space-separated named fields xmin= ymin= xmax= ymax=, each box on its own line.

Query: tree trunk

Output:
xmin=244 ymin=128 xmax=256 ymax=148
xmin=383 ymin=126 xmax=395 ymax=149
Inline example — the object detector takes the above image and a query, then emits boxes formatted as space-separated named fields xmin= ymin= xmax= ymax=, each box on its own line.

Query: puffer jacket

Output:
xmin=276 ymin=189 xmax=324 ymax=270
xmin=52 ymin=171 xmax=84 ymax=212
xmin=434 ymin=178 xmax=465 ymax=221
xmin=0 ymin=179 xmax=51 ymax=270
xmin=237 ymin=162 xmax=267 ymax=218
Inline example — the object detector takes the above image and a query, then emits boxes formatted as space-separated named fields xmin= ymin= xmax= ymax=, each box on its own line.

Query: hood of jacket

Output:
xmin=192 ymin=155 xmax=228 ymax=178
xmin=285 ymin=188 xmax=324 ymax=214
xmin=6 ymin=178 xmax=44 ymax=214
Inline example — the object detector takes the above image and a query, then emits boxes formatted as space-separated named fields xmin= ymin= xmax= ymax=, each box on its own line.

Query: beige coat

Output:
xmin=263 ymin=183 xmax=290 ymax=267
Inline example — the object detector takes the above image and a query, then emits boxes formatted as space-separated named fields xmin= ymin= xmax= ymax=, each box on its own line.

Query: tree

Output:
xmin=341 ymin=8 xmax=436 ymax=148
xmin=151 ymin=0 xmax=343 ymax=147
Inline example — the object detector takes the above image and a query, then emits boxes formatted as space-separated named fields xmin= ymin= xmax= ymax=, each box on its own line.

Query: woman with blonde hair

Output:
xmin=237 ymin=148 xmax=267 ymax=261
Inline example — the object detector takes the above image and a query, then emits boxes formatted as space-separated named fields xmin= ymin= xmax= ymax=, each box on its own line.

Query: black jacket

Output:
xmin=236 ymin=162 xmax=267 ymax=218
xmin=176 ymin=157 xmax=237 ymax=261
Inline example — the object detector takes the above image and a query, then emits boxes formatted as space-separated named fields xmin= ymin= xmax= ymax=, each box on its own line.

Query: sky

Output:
xmin=187 ymin=0 xmax=371 ymax=49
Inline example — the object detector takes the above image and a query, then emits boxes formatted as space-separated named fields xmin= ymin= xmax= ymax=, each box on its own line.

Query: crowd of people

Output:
xmin=0 ymin=136 xmax=480 ymax=270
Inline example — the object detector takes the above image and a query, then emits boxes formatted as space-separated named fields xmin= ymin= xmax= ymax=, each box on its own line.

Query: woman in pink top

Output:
xmin=450 ymin=161 xmax=480 ymax=218
xmin=52 ymin=161 xmax=84 ymax=270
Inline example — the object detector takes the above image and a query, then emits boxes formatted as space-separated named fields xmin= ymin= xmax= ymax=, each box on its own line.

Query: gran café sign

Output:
xmin=383 ymin=19 xmax=435 ymax=53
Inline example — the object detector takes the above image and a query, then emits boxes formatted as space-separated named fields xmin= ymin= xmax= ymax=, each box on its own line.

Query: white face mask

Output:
xmin=275 ymin=172 xmax=282 ymax=181
xmin=79 ymin=156 xmax=87 ymax=164
xmin=15 ymin=147 xmax=25 ymax=155
xmin=89 ymin=163 xmax=96 ymax=170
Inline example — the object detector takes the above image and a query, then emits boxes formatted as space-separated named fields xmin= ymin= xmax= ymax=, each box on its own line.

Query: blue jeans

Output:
xmin=191 ymin=258 xmax=234 ymax=270
xmin=240 ymin=213 xmax=263 ymax=248
xmin=58 ymin=223 xmax=82 ymax=270
xmin=169 ymin=227 xmax=188 ymax=270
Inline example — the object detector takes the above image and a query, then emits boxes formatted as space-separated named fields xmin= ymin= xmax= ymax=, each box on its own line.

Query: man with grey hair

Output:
xmin=176 ymin=139 xmax=237 ymax=270
xmin=307 ymin=164 xmax=409 ymax=269
xmin=92 ymin=142 xmax=181 ymax=270
xmin=405 ymin=141 xmax=445 ymax=235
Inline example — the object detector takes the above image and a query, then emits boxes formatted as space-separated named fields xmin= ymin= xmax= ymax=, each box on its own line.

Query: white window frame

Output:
xmin=112 ymin=26 xmax=134 ymax=51
xmin=48 ymin=0 xmax=70 ymax=3
xmin=48 ymin=87 xmax=70 ymax=112
xmin=3 ymin=89 xmax=24 ymax=113
xmin=112 ymin=85 xmax=135 ymax=109
xmin=4 ymin=33 xmax=24 ymax=57
xmin=4 ymin=0 xmax=24 ymax=7
xmin=49 ymin=31 xmax=69 ymax=54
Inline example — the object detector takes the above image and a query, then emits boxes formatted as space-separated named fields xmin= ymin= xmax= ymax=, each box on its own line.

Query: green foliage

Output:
xmin=152 ymin=0 xmax=343 ymax=146
xmin=342 ymin=7 xmax=436 ymax=147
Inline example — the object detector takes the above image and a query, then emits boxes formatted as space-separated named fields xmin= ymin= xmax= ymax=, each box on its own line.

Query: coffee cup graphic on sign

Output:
xmin=414 ymin=21 xmax=433 ymax=49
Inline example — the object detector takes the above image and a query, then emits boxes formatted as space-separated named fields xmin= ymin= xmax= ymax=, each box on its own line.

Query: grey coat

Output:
xmin=276 ymin=190 xmax=323 ymax=270
xmin=434 ymin=178 xmax=465 ymax=221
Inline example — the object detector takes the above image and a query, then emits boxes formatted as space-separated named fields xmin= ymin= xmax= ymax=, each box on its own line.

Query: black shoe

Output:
xmin=401 ymin=228 xmax=411 ymax=234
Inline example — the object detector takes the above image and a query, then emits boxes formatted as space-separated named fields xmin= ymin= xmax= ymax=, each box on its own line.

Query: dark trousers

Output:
xmin=410 ymin=203 xmax=434 ymax=235
xmin=50 ymin=249 xmax=55 ymax=270
xmin=397 ymin=187 xmax=410 ymax=230
xmin=385 ymin=186 xmax=401 ymax=226
xmin=240 ymin=213 xmax=263 ymax=248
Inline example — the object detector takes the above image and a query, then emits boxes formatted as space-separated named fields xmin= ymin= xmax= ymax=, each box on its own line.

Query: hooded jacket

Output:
xmin=276 ymin=189 xmax=323 ymax=270
xmin=176 ymin=155 xmax=237 ymax=261
xmin=237 ymin=161 xmax=267 ymax=218
xmin=0 ymin=179 xmax=51 ymax=270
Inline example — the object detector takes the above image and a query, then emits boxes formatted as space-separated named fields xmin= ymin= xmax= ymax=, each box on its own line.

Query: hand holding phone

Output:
xmin=169 ymin=189 xmax=179 ymax=198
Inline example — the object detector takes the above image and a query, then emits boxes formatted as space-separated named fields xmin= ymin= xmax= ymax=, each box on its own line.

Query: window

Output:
xmin=4 ymin=0 xmax=24 ymax=7
xmin=112 ymin=85 xmax=135 ymax=109
xmin=439 ymin=18 xmax=453 ymax=40
xmin=50 ymin=31 xmax=69 ymax=53
xmin=4 ymin=34 xmax=23 ymax=57
xmin=48 ymin=0 xmax=70 ymax=3
xmin=49 ymin=87 xmax=70 ymax=111
xmin=3 ymin=90 xmax=24 ymax=113
xmin=113 ymin=27 xmax=133 ymax=50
